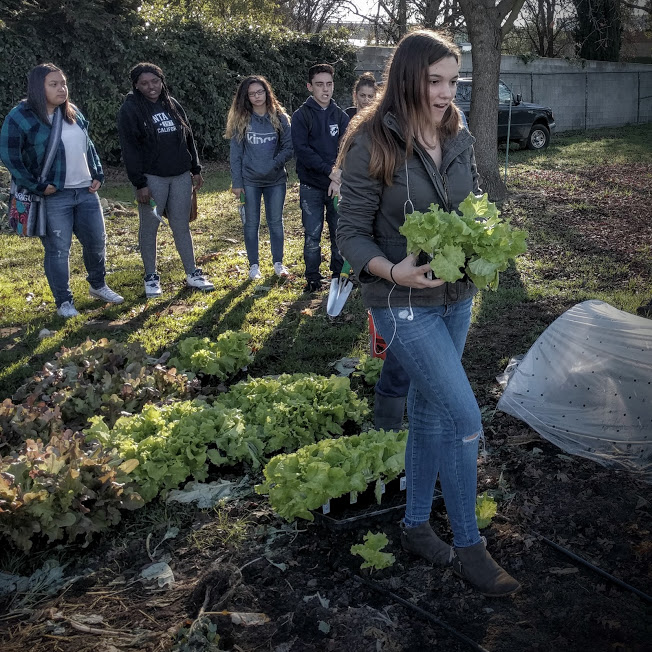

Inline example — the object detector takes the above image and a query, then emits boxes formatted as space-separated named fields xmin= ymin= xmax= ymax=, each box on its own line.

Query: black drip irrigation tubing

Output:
xmin=532 ymin=530 xmax=652 ymax=605
xmin=354 ymin=574 xmax=491 ymax=652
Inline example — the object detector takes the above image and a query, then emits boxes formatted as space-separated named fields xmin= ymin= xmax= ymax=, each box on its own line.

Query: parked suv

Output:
xmin=455 ymin=78 xmax=556 ymax=150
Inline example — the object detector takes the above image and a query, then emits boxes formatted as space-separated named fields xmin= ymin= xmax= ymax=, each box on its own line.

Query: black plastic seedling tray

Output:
xmin=312 ymin=477 xmax=443 ymax=531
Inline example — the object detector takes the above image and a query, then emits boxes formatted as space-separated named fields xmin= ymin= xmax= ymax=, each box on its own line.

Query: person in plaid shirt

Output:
xmin=1 ymin=63 xmax=123 ymax=318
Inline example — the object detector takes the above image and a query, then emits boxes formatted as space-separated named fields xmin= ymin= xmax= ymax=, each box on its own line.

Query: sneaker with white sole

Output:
xmin=249 ymin=264 xmax=262 ymax=280
xmin=187 ymin=268 xmax=215 ymax=291
xmin=273 ymin=262 xmax=289 ymax=277
xmin=57 ymin=301 xmax=79 ymax=318
xmin=144 ymin=273 xmax=162 ymax=297
xmin=89 ymin=284 xmax=124 ymax=304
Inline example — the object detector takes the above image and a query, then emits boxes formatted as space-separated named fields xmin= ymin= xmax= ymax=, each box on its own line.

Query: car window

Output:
xmin=499 ymin=82 xmax=513 ymax=104
xmin=455 ymin=84 xmax=472 ymax=102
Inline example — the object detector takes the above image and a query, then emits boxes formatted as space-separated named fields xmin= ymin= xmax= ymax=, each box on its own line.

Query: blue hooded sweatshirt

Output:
xmin=229 ymin=111 xmax=292 ymax=188
xmin=291 ymin=97 xmax=349 ymax=191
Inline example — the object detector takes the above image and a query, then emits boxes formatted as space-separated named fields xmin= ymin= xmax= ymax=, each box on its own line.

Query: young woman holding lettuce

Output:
xmin=336 ymin=30 xmax=520 ymax=597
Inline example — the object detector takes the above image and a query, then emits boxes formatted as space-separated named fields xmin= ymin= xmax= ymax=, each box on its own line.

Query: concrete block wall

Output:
xmin=356 ymin=46 xmax=652 ymax=133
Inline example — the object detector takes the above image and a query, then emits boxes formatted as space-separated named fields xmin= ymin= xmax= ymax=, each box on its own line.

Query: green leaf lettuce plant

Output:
xmin=350 ymin=531 xmax=395 ymax=571
xmin=399 ymin=193 xmax=527 ymax=290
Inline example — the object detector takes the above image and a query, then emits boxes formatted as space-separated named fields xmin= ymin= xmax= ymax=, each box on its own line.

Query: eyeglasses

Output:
xmin=248 ymin=89 xmax=266 ymax=98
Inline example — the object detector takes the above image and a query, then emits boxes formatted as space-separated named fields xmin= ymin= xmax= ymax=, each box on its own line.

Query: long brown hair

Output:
xmin=337 ymin=30 xmax=463 ymax=186
xmin=224 ymin=75 xmax=289 ymax=141
xmin=351 ymin=72 xmax=378 ymax=105
xmin=26 ymin=63 xmax=76 ymax=125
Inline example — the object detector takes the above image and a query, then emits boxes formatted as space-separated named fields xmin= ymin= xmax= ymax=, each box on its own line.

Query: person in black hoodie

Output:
xmin=291 ymin=64 xmax=349 ymax=293
xmin=117 ymin=62 xmax=214 ymax=298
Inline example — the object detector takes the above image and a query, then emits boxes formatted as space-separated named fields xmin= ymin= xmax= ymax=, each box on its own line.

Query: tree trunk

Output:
xmin=458 ymin=0 xmax=526 ymax=200
xmin=459 ymin=2 xmax=505 ymax=200
xmin=399 ymin=0 xmax=408 ymax=37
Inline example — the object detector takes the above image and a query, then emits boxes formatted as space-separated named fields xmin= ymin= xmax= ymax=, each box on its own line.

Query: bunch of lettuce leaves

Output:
xmin=399 ymin=193 xmax=527 ymax=290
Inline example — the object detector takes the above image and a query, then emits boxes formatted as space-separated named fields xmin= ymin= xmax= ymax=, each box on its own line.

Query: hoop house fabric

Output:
xmin=497 ymin=300 xmax=652 ymax=482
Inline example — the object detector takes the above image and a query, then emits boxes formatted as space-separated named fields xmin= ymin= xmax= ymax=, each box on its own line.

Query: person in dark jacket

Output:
xmin=117 ymin=62 xmax=213 ymax=298
xmin=344 ymin=72 xmax=379 ymax=119
xmin=291 ymin=63 xmax=349 ymax=293
xmin=336 ymin=30 xmax=520 ymax=598
xmin=225 ymin=75 xmax=293 ymax=280
xmin=0 ymin=63 xmax=122 ymax=318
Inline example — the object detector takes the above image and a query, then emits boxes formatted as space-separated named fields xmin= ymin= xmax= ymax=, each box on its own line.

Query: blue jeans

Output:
xmin=42 ymin=188 xmax=106 ymax=306
xmin=371 ymin=299 xmax=483 ymax=549
xmin=243 ymin=183 xmax=286 ymax=266
xmin=299 ymin=183 xmax=343 ymax=281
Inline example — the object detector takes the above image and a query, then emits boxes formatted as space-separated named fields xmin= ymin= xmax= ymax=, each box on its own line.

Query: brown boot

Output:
xmin=401 ymin=521 xmax=452 ymax=566
xmin=452 ymin=538 xmax=521 ymax=597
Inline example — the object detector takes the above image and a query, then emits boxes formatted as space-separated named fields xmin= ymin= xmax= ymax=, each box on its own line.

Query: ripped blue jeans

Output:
xmin=299 ymin=183 xmax=343 ymax=281
xmin=42 ymin=188 xmax=106 ymax=307
xmin=371 ymin=298 xmax=483 ymax=549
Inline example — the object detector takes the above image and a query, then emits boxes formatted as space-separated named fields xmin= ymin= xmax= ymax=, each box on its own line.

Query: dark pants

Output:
xmin=376 ymin=346 xmax=411 ymax=399
xmin=299 ymin=183 xmax=343 ymax=281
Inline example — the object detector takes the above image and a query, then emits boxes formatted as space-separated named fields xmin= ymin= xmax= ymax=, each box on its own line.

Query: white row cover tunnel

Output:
xmin=497 ymin=300 xmax=652 ymax=482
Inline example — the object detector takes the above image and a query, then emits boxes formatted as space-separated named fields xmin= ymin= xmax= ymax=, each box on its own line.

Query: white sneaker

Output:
xmin=57 ymin=301 xmax=79 ymax=318
xmin=249 ymin=264 xmax=262 ymax=280
xmin=273 ymin=262 xmax=289 ymax=277
xmin=89 ymin=284 xmax=124 ymax=304
xmin=144 ymin=273 xmax=162 ymax=297
xmin=187 ymin=268 xmax=215 ymax=291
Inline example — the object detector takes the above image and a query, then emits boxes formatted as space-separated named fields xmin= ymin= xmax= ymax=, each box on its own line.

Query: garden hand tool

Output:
xmin=327 ymin=260 xmax=354 ymax=317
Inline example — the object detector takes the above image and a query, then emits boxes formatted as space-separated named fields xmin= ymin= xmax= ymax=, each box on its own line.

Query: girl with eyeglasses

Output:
xmin=225 ymin=76 xmax=293 ymax=280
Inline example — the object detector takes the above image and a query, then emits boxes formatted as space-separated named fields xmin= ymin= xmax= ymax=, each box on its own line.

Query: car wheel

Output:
xmin=526 ymin=124 xmax=550 ymax=150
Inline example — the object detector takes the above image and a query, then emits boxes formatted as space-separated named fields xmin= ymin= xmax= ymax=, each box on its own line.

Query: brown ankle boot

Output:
xmin=452 ymin=538 xmax=520 ymax=597
xmin=401 ymin=521 xmax=452 ymax=566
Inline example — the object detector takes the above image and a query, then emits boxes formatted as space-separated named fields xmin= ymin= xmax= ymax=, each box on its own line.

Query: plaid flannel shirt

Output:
xmin=0 ymin=101 xmax=104 ymax=195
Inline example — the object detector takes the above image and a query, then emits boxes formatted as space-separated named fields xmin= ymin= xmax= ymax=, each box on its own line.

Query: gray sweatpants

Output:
xmin=138 ymin=172 xmax=196 ymax=276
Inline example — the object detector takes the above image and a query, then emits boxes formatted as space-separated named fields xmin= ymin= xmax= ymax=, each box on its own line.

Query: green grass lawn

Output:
xmin=1 ymin=124 xmax=650 ymax=402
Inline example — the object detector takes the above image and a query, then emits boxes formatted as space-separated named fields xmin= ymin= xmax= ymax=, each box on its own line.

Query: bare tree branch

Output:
xmin=501 ymin=0 xmax=528 ymax=36
xmin=622 ymin=0 xmax=651 ymax=13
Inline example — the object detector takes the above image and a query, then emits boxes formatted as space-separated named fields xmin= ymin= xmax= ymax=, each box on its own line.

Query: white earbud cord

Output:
xmin=374 ymin=159 xmax=415 ymax=355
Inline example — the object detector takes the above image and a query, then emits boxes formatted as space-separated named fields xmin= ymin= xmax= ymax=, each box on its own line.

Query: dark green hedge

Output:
xmin=0 ymin=7 xmax=357 ymax=164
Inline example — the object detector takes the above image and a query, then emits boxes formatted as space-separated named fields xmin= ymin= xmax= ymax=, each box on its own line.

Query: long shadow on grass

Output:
xmin=248 ymin=284 xmax=369 ymax=378
xmin=151 ymin=273 xmax=370 ymax=378
xmin=0 ymin=273 xmax=256 ymax=398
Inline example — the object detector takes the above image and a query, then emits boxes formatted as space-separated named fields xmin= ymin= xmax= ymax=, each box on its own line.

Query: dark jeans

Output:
xmin=299 ymin=183 xmax=343 ymax=281
xmin=376 ymin=346 xmax=411 ymax=399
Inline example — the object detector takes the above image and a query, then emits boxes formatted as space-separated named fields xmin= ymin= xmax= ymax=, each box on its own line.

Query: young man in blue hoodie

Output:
xmin=292 ymin=64 xmax=349 ymax=293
